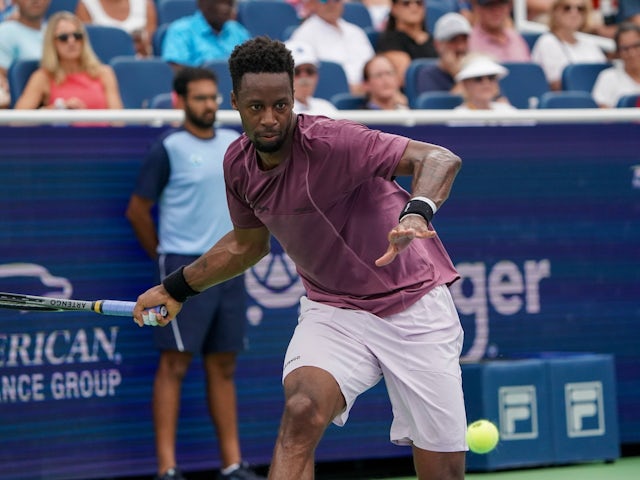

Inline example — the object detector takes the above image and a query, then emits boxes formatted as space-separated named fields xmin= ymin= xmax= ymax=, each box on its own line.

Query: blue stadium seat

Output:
xmin=157 ymin=0 xmax=196 ymax=24
xmin=414 ymin=91 xmax=463 ymax=109
xmin=149 ymin=92 xmax=175 ymax=109
xmin=538 ymin=91 xmax=598 ymax=109
xmin=616 ymin=94 xmax=640 ymax=108
xmin=202 ymin=59 xmax=234 ymax=109
xmin=561 ymin=62 xmax=610 ymax=92
xmin=522 ymin=31 xmax=542 ymax=51
xmin=330 ymin=92 xmax=367 ymax=110
xmin=426 ymin=3 xmax=451 ymax=33
xmin=45 ymin=0 xmax=78 ymax=18
xmin=153 ymin=23 xmax=170 ymax=56
xmin=404 ymin=58 xmax=438 ymax=108
xmin=7 ymin=59 xmax=39 ymax=108
xmin=342 ymin=2 xmax=373 ymax=30
xmin=237 ymin=1 xmax=299 ymax=41
xmin=110 ymin=56 xmax=174 ymax=108
xmin=499 ymin=62 xmax=549 ymax=108
xmin=365 ymin=27 xmax=379 ymax=50
xmin=315 ymin=61 xmax=350 ymax=101
xmin=85 ymin=25 xmax=135 ymax=64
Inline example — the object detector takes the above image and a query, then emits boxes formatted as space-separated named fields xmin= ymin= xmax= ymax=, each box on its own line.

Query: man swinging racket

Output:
xmin=134 ymin=36 xmax=468 ymax=480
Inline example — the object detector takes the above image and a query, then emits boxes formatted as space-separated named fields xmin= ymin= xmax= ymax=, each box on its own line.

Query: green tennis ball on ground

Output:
xmin=466 ymin=419 xmax=499 ymax=454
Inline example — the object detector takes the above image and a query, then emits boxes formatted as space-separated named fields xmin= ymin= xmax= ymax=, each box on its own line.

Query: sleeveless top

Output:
xmin=49 ymin=72 xmax=108 ymax=109
xmin=80 ymin=0 xmax=146 ymax=34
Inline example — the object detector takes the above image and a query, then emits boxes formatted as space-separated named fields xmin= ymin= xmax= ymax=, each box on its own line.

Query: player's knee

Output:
xmin=283 ymin=392 xmax=328 ymax=432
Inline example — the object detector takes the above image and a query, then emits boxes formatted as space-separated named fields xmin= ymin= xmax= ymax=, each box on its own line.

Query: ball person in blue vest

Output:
xmin=126 ymin=67 xmax=264 ymax=480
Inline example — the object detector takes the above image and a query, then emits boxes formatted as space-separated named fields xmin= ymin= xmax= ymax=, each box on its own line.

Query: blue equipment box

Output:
xmin=462 ymin=354 xmax=619 ymax=471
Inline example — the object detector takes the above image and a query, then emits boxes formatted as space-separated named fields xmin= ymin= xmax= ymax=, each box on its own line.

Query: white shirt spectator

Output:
xmin=592 ymin=62 xmax=640 ymax=107
xmin=532 ymin=33 xmax=606 ymax=86
xmin=289 ymin=14 xmax=375 ymax=87
xmin=294 ymin=97 xmax=338 ymax=115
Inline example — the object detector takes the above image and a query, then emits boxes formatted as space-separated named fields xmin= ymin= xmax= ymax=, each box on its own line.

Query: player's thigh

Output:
xmin=283 ymin=296 xmax=383 ymax=426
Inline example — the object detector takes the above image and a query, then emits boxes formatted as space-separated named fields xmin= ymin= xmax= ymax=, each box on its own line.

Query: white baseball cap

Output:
xmin=285 ymin=40 xmax=319 ymax=68
xmin=455 ymin=56 xmax=509 ymax=82
xmin=434 ymin=12 xmax=472 ymax=42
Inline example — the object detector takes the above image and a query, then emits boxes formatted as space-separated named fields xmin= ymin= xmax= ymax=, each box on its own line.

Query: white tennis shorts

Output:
xmin=282 ymin=285 xmax=468 ymax=452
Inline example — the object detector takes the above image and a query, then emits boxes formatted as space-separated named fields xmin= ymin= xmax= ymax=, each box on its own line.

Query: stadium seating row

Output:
xmin=9 ymin=0 xmax=637 ymax=110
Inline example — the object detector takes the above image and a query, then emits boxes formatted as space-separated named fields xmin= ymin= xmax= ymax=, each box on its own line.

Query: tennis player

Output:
xmin=134 ymin=37 xmax=467 ymax=480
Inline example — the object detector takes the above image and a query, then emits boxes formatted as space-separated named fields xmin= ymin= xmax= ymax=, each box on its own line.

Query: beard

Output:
xmin=185 ymin=107 xmax=215 ymax=129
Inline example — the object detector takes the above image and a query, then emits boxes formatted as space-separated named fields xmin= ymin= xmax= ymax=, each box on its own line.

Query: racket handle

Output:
xmin=96 ymin=300 xmax=167 ymax=326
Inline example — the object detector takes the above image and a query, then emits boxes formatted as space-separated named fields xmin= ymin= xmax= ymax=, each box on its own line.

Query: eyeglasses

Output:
xmin=561 ymin=4 xmax=586 ymax=13
xmin=191 ymin=93 xmax=223 ymax=104
xmin=619 ymin=41 xmax=640 ymax=53
xmin=397 ymin=0 xmax=424 ymax=6
xmin=55 ymin=32 xmax=84 ymax=43
xmin=470 ymin=75 xmax=498 ymax=83
xmin=294 ymin=66 xmax=318 ymax=76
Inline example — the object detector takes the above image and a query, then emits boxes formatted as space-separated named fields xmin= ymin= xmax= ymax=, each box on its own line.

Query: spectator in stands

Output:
xmin=376 ymin=0 xmax=437 ymax=88
xmin=76 ymin=0 xmax=158 ymax=57
xmin=532 ymin=0 xmax=606 ymax=90
xmin=288 ymin=0 xmax=375 ymax=93
xmin=454 ymin=54 xmax=515 ymax=110
xmin=285 ymin=40 xmax=338 ymax=115
xmin=592 ymin=22 xmax=640 ymax=107
xmin=362 ymin=0 xmax=391 ymax=31
xmin=0 ymin=0 xmax=50 ymax=108
xmin=161 ymin=0 xmax=250 ymax=71
xmin=468 ymin=0 xmax=531 ymax=61
xmin=15 ymin=11 xmax=123 ymax=109
xmin=414 ymin=12 xmax=471 ymax=94
xmin=362 ymin=53 xmax=408 ymax=109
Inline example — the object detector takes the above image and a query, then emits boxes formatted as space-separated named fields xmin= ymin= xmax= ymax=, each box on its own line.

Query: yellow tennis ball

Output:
xmin=466 ymin=419 xmax=499 ymax=454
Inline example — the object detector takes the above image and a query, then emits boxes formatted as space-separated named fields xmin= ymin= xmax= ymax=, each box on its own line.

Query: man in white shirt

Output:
xmin=285 ymin=40 xmax=338 ymax=115
xmin=288 ymin=0 xmax=375 ymax=93
xmin=592 ymin=22 xmax=640 ymax=107
xmin=0 ymin=0 xmax=49 ymax=107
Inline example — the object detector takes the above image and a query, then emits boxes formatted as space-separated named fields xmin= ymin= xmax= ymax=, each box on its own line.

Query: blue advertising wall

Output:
xmin=0 ymin=123 xmax=638 ymax=479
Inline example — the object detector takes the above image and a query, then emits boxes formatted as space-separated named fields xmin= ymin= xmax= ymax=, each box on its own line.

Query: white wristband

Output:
xmin=411 ymin=196 xmax=438 ymax=215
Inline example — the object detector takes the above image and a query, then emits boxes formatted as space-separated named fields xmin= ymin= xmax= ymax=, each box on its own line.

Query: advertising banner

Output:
xmin=1 ymin=123 xmax=638 ymax=479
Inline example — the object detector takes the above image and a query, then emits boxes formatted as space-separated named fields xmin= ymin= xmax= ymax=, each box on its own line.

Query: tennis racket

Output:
xmin=0 ymin=291 xmax=165 ymax=326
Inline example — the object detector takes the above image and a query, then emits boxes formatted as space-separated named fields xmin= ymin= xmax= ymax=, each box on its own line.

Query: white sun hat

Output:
xmin=285 ymin=40 xmax=319 ymax=67
xmin=455 ymin=56 xmax=509 ymax=82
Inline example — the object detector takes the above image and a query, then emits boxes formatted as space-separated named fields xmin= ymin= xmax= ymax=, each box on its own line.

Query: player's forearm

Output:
xmin=183 ymin=230 xmax=270 ymax=292
xmin=398 ymin=141 xmax=462 ymax=209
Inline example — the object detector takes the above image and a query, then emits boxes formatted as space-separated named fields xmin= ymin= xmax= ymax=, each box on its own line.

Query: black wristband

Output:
xmin=399 ymin=199 xmax=434 ymax=224
xmin=162 ymin=266 xmax=199 ymax=303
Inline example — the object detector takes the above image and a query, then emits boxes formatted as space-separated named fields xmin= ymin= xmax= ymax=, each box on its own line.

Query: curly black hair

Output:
xmin=228 ymin=36 xmax=295 ymax=95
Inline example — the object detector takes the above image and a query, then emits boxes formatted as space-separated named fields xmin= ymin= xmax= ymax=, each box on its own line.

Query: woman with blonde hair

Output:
xmin=15 ymin=11 xmax=123 ymax=110
xmin=531 ymin=0 xmax=606 ymax=90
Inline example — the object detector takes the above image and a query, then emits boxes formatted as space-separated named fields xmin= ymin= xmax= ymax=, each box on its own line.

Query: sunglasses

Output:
xmin=619 ymin=41 xmax=640 ymax=53
xmin=294 ymin=66 xmax=318 ymax=76
xmin=397 ymin=0 xmax=424 ymax=6
xmin=561 ymin=4 xmax=586 ymax=12
xmin=470 ymin=75 xmax=498 ymax=83
xmin=56 ymin=32 xmax=84 ymax=42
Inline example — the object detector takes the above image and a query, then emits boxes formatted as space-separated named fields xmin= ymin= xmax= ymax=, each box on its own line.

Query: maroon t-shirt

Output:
xmin=225 ymin=114 xmax=459 ymax=317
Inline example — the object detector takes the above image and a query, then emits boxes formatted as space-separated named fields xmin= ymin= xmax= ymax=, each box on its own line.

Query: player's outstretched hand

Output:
xmin=375 ymin=215 xmax=435 ymax=267
xmin=133 ymin=284 xmax=182 ymax=327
